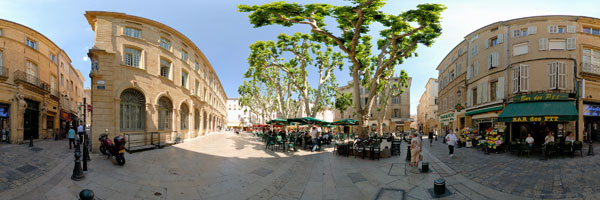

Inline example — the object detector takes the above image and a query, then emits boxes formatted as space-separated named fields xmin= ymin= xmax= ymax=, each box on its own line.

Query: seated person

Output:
xmin=525 ymin=134 xmax=534 ymax=149
xmin=544 ymin=132 xmax=555 ymax=145
xmin=565 ymin=132 xmax=575 ymax=144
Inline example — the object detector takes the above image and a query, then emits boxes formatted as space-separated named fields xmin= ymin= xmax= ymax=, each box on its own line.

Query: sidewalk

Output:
xmin=0 ymin=139 xmax=72 ymax=199
xmin=423 ymin=138 xmax=600 ymax=199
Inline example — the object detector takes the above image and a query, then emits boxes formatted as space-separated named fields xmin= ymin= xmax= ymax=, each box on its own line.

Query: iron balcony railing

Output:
xmin=14 ymin=70 xmax=50 ymax=92
xmin=582 ymin=62 xmax=600 ymax=76
xmin=0 ymin=66 xmax=8 ymax=79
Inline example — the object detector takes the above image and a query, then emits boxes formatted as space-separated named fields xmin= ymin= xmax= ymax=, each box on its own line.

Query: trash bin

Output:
xmin=421 ymin=162 xmax=429 ymax=173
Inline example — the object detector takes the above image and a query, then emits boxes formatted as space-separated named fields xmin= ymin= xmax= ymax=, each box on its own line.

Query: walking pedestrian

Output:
xmin=68 ymin=126 xmax=76 ymax=149
xmin=446 ymin=130 xmax=458 ymax=157
xmin=428 ymin=130 xmax=434 ymax=147
xmin=77 ymin=124 xmax=84 ymax=144
xmin=310 ymin=127 xmax=318 ymax=152
xmin=410 ymin=132 xmax=422 ymax=167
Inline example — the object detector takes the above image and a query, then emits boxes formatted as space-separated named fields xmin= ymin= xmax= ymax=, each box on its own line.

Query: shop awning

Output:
xmin=465 ymin=105 xmax=504 ymax=116
xmin=498 ymin=101 xmax=578 ymax=122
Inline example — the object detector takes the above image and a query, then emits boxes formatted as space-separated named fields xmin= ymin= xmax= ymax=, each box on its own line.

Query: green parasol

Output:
xmin=331 ymin=118 xmax=358 ymax=125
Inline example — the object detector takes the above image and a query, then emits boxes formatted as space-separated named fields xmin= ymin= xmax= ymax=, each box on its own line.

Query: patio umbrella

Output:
xmin=332 ymin=118 xmax=359 ymax=141
xmin=300 ymin=117 xmax=331 ymax=125
xmin=266 ymin=118 xmax=288 ymax=125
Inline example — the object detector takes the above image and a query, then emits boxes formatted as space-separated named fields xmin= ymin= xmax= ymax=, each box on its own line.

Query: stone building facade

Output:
xmin=417 ymin=78 xmax=438 ymax=133
xmin=0 ymin=19 xmax=83 ymax=144
xmin=334 ymin=77 xmax=412 ymax=133
xmin=438 ymin=15 xmax=600 ymax=142
xmin=85 ymin=11 xmax=227 ymax=150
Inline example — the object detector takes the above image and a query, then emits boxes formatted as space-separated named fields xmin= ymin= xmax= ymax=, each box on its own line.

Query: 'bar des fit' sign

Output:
xmin=513 ymin=93 xmax=568 ymax=102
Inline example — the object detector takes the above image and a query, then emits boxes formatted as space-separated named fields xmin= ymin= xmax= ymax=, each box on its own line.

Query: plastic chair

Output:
xmin=354 ymin=143 xmax=365 ymax=159
xmin=519 ymin=143 xmax=530 ymax=156
xmin=287 ymin=137 xmax=297 ymax=152
xmin=562 ymin=141 xmax=572 ymax=157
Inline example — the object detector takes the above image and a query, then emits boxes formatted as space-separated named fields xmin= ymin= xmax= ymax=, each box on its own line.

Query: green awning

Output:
xmin=498 ymin=101 xmax=578 ymax=122
xmin=465 ymin=105 xmax=504 ymax=116
xmin=331 ymin=118 xmax=358 ymax=125
xmin=266 ymin=118 xmax=288 ymax=125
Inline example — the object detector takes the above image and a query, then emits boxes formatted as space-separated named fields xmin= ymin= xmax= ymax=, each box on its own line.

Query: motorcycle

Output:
xmin=98 ymin=134 xmax=126 ymax=165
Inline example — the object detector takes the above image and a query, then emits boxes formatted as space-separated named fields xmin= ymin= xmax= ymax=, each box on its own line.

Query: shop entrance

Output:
xmin=24 ymin=99 xmax=40 ymax=140
xmin=584 ymin=118 xmax=600 ymax=142
xmin=0 ymin=103 xmax=9 ymax=142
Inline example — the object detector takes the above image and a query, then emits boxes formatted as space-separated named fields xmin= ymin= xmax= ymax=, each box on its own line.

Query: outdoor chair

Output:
xmin=287 ymin=136 xmax=297 ymax=152
xmin=519 ymin=143 xmax=530 ymax=156
xmin=546 ymin=142 xmax=557 ymax=158
xmin=277 ymin=136 xmax=285 ymax=151
xmin=573 ymin=141 xmax=583 ymax=157
xmin=354 ymin=143 xmax=366 ymax=159
xmin=562 ymin=141 xmax=572 ymax=157
xmin=372 ymin=142 xmax=381 ymax=160
xmin=265 ymin=136 xmax=276 ymax=151
xmin=510 ymin=142 xmax=520 ymax=155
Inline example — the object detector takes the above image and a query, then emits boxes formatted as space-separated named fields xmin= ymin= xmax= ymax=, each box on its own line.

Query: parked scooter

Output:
xmin=98 ymin=133 xmax=126 ymax=165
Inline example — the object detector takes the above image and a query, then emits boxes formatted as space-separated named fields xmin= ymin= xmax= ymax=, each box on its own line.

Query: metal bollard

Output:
xmin=405 ymin=145 xmax=411 ymax=161
xmin=434 ymin=178 xmax=446 ymax=195
xmin=588 ymin=141 xmax=594 ymax=156
xmin=71 ymin=143 xmax=85 ymax=181
xmin=79 ymin=189 xmax=94 ymax=200
xmin=421 ymin=162 xmax=429 ymax=173
xmin=29 ymin=135 xmax=33 ymax=147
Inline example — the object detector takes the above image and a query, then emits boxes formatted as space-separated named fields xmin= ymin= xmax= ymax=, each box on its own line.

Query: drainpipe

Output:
xmin=56 ymin=52 xmax=61 ymax=140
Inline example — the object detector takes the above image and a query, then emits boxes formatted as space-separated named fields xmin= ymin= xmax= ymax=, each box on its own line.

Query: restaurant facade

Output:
xmin=437 ymin=15 xmax=600 ymax=143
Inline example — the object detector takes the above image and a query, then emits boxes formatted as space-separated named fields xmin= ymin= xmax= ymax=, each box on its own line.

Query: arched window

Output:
xmin=158 ymin=97 xmax=172 ymax=130
xmin=180 ymin=104 xmax=189 ymax=130
xmin=194 ymin=109 xmax=200 ymax=130
xmin=120 ymin=88 xmax=145 ymax=131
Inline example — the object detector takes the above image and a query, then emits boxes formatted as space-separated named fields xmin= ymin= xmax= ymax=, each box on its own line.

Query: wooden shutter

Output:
xmin=512 ymin=66 xmax=519 ymax=94
xmin=482 ymin=82 xmax=488 ymax=103
xmin=498 ymin=34 xmax=503 ymax=43
xmin=492 ymin=52 xmax=499 ymax=67
xmin=567 ymin=38 xmax=576 ymax=50
xmin=476 ymin=83 xmax=482 ymax=104
xmin=457 ymin=62 xmax=462 ymax=75
xmin=467 ymin=64 xmax=472 ymax=79
xmin=497 ymin=77 xmax=504 ymax=100
xmin=558 ymin=62 xmax=567 ymax=89
xmin=467 ymin=88 xmax=472 ymax=107
xmin=566 ymin=25 xmax=576 ymax=33
xmin=520 ymin=65 xmax=529 ymax=92
xmin=547 ymin=62 xmax=557 ymax=89
xmin=528 ymin=26 xmax=537 ymax=34
xmin=474 ymin=61 xmax=479 ymax=76
xmin=488 ymin=53 xmax=492 ymax=69
xmin=539 ymin=38 xmax=548 ymax=50
xmin=485 ymin=39 xmax=489 ymax=49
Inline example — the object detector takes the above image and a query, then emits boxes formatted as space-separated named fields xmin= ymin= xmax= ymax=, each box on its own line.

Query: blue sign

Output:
xmin=584 ymin=104 xmax=600 ymax=117
xmin=0 ymin=107 xmax=8 ymax=117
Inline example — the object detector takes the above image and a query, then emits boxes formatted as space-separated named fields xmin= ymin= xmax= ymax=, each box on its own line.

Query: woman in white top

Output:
xmin=565 ymin=132 xmax=575 ymax=143
xmin=544 ymin=132 xmax=555 ymax=145
xmin=410 ymin=132 xmax=422 ymax=167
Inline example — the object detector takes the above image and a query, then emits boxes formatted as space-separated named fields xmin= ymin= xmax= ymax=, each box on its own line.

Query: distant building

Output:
xmin=417 ymin=78 xmax=439 ymax=133
xmin=0 ymin=19 xmax=84 ymax=144
xmin=226 ymin=98 xmax=260 ymax=129
xmin=334 ymin=77 xmax=412 ymax=133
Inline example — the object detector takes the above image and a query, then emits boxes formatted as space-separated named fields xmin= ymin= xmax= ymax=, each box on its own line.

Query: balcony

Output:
xmin=14 ymin=70 xmax=50 ymax=94
xmin=582 ymin=63 xmax=600 ymax=76
xmin=0 ymin=66 xmax=8 ymax=81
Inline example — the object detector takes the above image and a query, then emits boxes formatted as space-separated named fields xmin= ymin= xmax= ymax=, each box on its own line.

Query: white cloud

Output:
xmin=82 ymin=56 xmax=89 ymax=62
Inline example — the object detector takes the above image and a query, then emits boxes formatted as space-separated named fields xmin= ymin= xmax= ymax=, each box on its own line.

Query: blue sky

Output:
xmin=1 ymin=0 xmax=598 ymax=115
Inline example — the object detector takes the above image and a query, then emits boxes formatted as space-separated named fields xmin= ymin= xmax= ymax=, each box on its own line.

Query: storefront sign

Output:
xmin=583 ymin=104 xmax=600 ymax=117
xmin=439 ymin=112 xmax=455 ymax=123
xmin=510 ymin=116 xmax=565 ymax=122
xmin=513 ymin=93 xmax=569 ymax=102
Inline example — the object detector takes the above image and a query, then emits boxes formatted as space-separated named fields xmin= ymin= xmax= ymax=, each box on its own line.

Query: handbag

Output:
xmin=419 ymin=154 xmax=423 ymax=161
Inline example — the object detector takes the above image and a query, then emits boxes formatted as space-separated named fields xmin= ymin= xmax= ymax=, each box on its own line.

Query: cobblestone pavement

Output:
xmin=0 ymin=139 xmax=72 ymax=195
xmin=5 ymin=132 xmax=600 ymax=200
xmin=424 ymin=138 xmax=600 ymax=199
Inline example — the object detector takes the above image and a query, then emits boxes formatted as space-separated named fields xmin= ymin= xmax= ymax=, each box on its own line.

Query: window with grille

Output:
xmin=124 ymin=47 xmax=141 ymax=67
xmin=160 ymin=59 xmax=170 ymax=78
xmin=180 ymin=104 xmax=189 ymax=130
xmin=158 ymin=97 xmax=172 ymax=130
xmin=159 ymin=37 xmax=170 ymax=50
xmin=392 ymin=96 xmax=400 ymax=104
xmin=124 ymin=27 xmax=141 ymax=38
xmin=120 ymin=89 xmax=145 ymax=131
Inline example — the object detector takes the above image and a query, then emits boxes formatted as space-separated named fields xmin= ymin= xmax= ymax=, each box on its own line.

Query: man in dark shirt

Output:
xmin=429 ymin=130 xmax=434 ymax=146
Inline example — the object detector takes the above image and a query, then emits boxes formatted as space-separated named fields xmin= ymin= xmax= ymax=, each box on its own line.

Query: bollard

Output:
xmin=83 ymin=134 xmax=90 ymax=171
xmin=421 ymin=162 xmax=429 ymax=173
xmin=79 ymin=189 xmax=94 ymax=200
xmin=588 ymin=141 xmax=594 ymax=156
xmin=71 ymin=143 xmax=85 ymax=181
xmin=84 ymin=133 xmax=91 ymax=161
xmin=405 ymin=145 xmax=411 ymax=161
xmin=29 ymin=135 xmax=33 ymax=147
xmin=434 ymin=178 xmax=446 ymax=195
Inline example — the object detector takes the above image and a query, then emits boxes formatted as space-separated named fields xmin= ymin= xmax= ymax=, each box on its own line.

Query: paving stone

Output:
xmin=347 ymin=172 xmax=367 ymax=183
